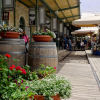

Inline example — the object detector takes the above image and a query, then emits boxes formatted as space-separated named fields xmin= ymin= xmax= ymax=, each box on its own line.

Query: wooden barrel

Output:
xmin=28 ymin=42 xmax=58 ymax=70
xmin=0 ymin=39 xmax=26 ymax=68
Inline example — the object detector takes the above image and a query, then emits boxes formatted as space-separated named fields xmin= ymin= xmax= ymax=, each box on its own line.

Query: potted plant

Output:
xmin=32 ymin=29 xmax=56 ymax=42
xmin=0 ymin=24 xmax=23 ymax=38
xmin=29 ymin=74 xmax=72 ymax=100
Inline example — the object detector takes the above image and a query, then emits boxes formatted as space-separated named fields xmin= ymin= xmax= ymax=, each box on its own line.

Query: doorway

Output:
xmin=19 ymin=17 xmax=25 ymax=31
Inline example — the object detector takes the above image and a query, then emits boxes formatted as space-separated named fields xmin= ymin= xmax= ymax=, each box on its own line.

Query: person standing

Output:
xmin=80 ymin=40 xmax=84 ymax=50
xmin=21 ymin=31 xmax=29 ymax=53
xmin=68 ymin=38 xmax=72 ymax=51
xmin=63 ymin=36 xmax=67 ymax=49
xmin=83 ymin=38 xmax=87 ymax=45
xmin=91 ymin=34 xmax=97 ymax=54
xmin=77 ymin=40 xmax=81 ymax=49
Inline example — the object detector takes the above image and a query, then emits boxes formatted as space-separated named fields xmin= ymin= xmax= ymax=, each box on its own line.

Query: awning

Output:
xmin=18 ymin=0 xmax=80 ymax=25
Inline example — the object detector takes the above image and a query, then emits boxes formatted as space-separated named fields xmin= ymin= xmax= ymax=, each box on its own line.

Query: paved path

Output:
xmin=61 ymin=51 xmax=88 ymax=64
xmin=57 ymin=63 xmax=100 ymax=100
xmin=57 ymin=50 xmax=70 ymax=61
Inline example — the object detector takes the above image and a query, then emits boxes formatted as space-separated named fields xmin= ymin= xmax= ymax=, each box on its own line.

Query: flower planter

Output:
xmin=29 ymin=94 xmax=61 ymax=100
xmin=0 ymin=31 xmax=21 ymax=38
xmin=32 ymin=35 xmax=52 ymax=42
xmin=51 ymin=94 xmax=61 ymax=100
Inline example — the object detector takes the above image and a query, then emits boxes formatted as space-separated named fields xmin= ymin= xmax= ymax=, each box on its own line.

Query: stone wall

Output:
xmin=9 ymin=11 xmax=14 ymax=27
xmin=9 ymin=0 xmax=29 ymax=28
xmin=15 ymin=0 xmax=29 ymax=28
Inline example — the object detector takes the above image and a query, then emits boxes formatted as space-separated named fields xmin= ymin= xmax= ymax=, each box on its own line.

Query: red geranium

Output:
xmin=11 ymin=65 xmax=15 ymax=68
xmin=5 ymin=54 xmax=11 ymax=58
xmin=16 ymin=66 xmax=21 ymax=70
xmin=54 ymin=67 xmax=57 ymax=70
xmin=0 ymin=68 xmax=2 ymax=70
xmin=9 ymin=67 xmax=14 ymax=70
xmin=9 ymin=65 xmax=15 ymax=70
xmin=20 ymin=69 xmax=26 ymax=75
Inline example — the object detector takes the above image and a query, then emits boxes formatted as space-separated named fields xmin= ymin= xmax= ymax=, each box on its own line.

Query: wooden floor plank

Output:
xmin=57 ymin=62 xmax=100 ymax=100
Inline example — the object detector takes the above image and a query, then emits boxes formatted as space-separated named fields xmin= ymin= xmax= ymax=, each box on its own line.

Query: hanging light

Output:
xmin=63 ymin=19 xmax=65 ymax=22
xmin=55 ymin=10 xmax=59 ymax=14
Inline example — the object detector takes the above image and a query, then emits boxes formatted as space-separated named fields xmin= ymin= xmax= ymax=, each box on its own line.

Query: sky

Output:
xmin=80 ymin=0 xmax=100 ymax=18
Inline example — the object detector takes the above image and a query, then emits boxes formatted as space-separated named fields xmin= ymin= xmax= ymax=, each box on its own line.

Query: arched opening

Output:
xmin=19 ymin=17 xmax=25 ymax=31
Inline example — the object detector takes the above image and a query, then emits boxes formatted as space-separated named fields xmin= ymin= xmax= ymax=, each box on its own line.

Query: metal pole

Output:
xmin=30 ymin=27 xmax=32 ymax=42
xmin=99 ymin=29 xmax=100 ymax=44
xmin=36 ymin=0 xmax=38 ymax=31
xmin=0 ymin=0 xmax=2 ymax=25
xmin=14 ymin=0 xmax=16 ymax=27
xmin=58 ymin=22 xmax=60 ymax=49
xmin=50 ymin=10 xmax=52 ymax=31
xmin=40 ymin=25 xmax=42 ymax=30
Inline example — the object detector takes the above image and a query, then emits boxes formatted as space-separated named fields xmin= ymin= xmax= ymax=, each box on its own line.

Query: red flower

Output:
xmin=0 ymin=68 xmax=2 ymax=70
xmin=5 ymin=54 xmax=11 ymax=58
xmin=20 ymin=69 xmax=26 ymax=75
xmin=54 ymin=67 xmax=56 ymax=69
xmin=9 ymin=65 xmax=15 ymax=70
xmin=25 ymin=86 xmax=29 ymax=90
xmin=9 ymin=67 xmax=14 ymax=70
xmin=11 ymin=65 xmax=15 ymax=68
xmin=16 ymin=66 xmax=21 ymax=70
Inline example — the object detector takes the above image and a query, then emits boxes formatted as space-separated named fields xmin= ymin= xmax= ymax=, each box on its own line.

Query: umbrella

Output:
xmin=72 ymin=16 xmax=100 ymax=43
xmin=72 ymin=15 xmax=100 ymax=27
xmin=71 ymin=27 xmax=98 ymax=36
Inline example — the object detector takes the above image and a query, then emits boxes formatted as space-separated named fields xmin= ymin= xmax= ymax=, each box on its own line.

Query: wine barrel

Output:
xmin=28 ymin=42 xmax=58 ymax=70
xmin=0 ymin=39 xmax=26 ymax=68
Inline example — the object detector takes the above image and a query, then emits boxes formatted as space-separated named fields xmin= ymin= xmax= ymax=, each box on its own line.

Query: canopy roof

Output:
xmin=18 ymin=0 xmax=80 ymax=25
xmin=72 ymin=15 xmax=100 ymax=27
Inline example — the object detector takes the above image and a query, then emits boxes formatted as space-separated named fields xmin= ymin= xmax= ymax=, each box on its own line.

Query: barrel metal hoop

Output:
xmin=0 ymin=39 xmax=25 ymax=41
xmin=30 ymin=42 xmax=56 ymax=45
xmin=0 ymin=52 xmax=26 ymax=54
xmin=29 ymin=46 xmax=56 ymax=48
xmin=0 ymin=43 xmax=25 ymax=45
xmin=28 ymin=55 xmax=58 ymax=58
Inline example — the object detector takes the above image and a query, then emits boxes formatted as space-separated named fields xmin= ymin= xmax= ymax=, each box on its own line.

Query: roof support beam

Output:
xmin=66 ymin=0 xmax=75 ymax=20
xmin=58 ymin=5 xmax=79 ymax=11
xmin=46 ymin=5 xmax=79 ymax=13
xmin=53 ymin=0 xmax=69 ymax=23
xmin=61 ymin=15 xmax=80 ymax=19
xmin=28 ymin=0 xmax=36 ymax=6
xmin=39 ymin=0 xmax=67 ymax=24
xmin=18 ymin=0 xmax=29 ymax=8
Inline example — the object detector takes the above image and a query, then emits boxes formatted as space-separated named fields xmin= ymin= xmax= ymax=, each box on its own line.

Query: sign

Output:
xmin=2 ymin=12 xmax=9 ymax=20
xmin=2 ymin=0 xmax=15 ymax=9
xmin=59 ymin=23 xmax=63 ymax=33
xmin=52 ymin=18 xmax=57 ymax=31
xmin=64 ymin=27 xmax=67 ymax=34
xmin=39 ymin=6 xmax=46 ymax=25
xmin=29 ymin=8 xmax=35 ymax=25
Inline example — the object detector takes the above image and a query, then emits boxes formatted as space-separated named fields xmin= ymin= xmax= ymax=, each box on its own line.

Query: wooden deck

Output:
xmin=57 ymin=63 xmax=100 ymax=100
xmin=86 ymin=50 xmax=100 ymax=89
